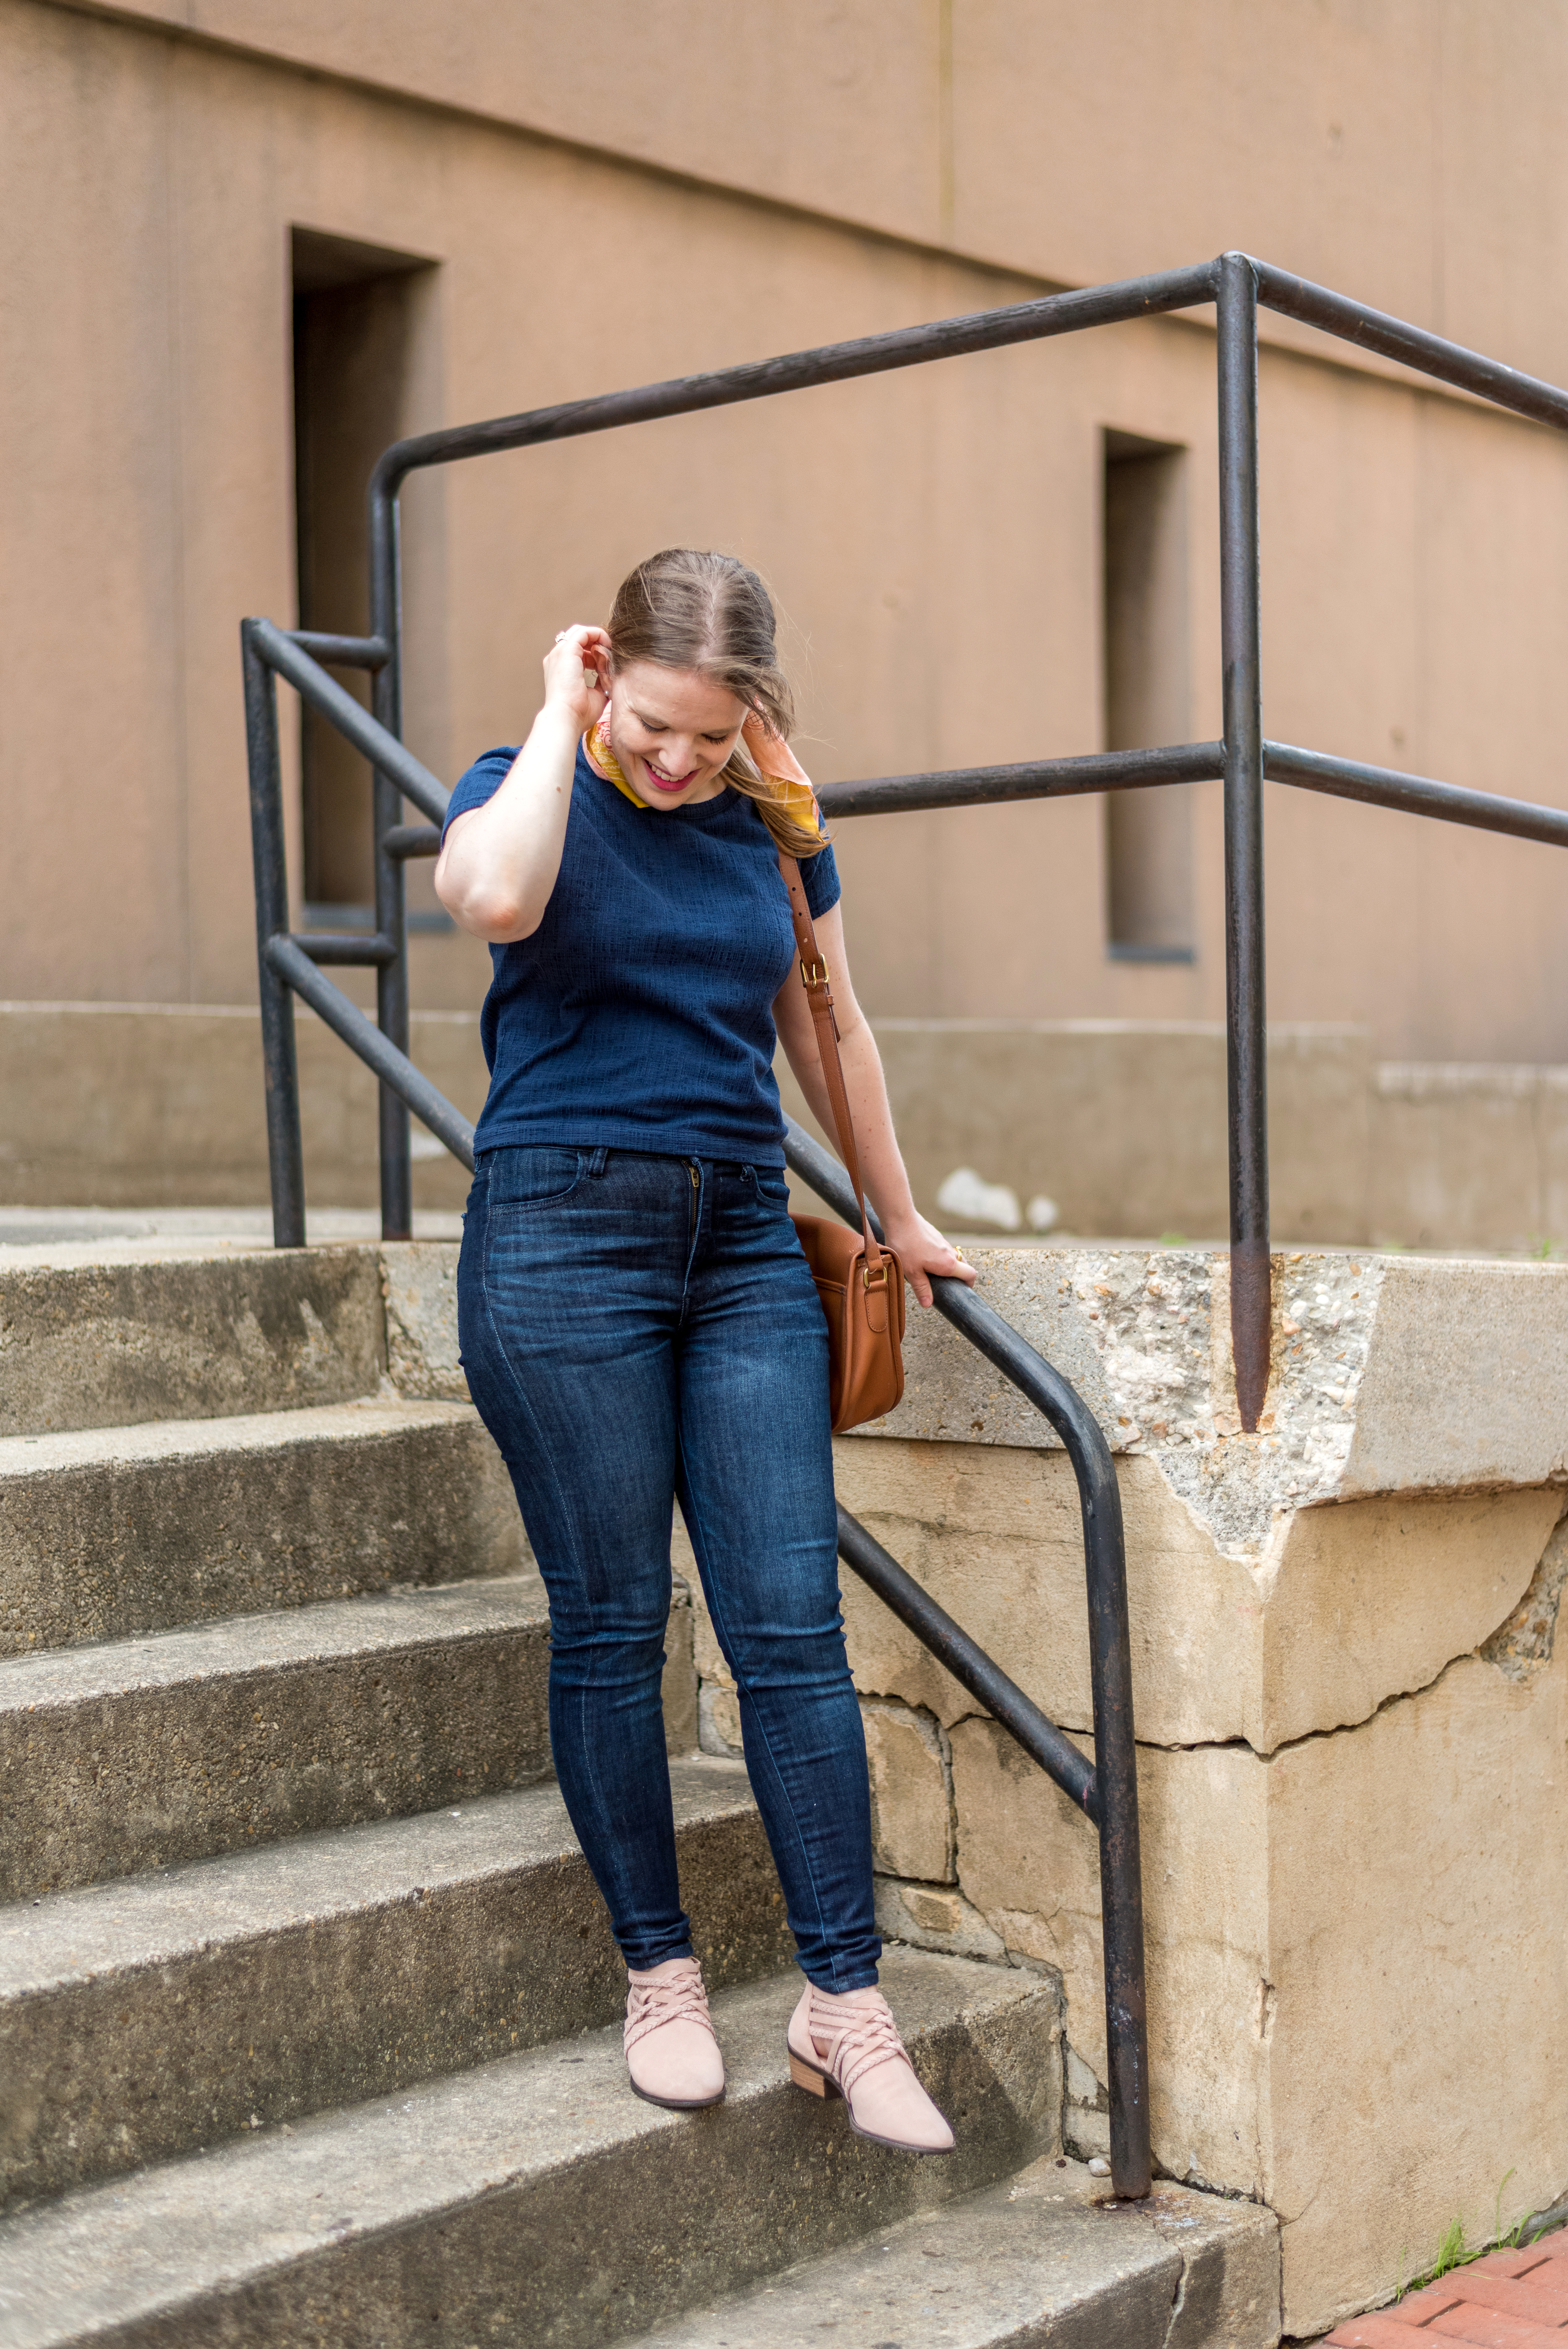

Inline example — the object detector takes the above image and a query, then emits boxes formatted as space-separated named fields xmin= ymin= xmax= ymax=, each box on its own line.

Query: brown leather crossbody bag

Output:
xmin=776 ymin=852 xmax=906 ymax=1432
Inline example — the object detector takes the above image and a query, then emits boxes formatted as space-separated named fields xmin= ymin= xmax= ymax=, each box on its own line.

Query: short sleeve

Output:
xmin=441 ymin=747 xmax=520 ymax=843
xmin=801 ymin=839 xmax=841 ymax=919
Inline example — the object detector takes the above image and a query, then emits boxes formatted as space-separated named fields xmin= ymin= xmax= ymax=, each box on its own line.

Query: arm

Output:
xmin=774 ymin=903 xmax=977 ymax=1308
xmin=434 ymin=625 xmax=609 ymax=942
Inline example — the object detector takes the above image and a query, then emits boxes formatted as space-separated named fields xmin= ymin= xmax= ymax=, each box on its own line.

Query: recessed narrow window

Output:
xmin=1103 ymin=430 xmax=1194 ymax=961
xmin=292 ymin=229 xmax=434 ymax=914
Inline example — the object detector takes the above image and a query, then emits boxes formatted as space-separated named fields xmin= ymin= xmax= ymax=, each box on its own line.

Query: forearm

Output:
xmin=796 ymin=1010 xmax=918 ymax=1233
xmin=434 ymin=703 xmax=581 ymax=941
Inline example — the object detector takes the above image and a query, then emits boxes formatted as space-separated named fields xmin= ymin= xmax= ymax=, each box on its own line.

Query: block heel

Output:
xmin=788 ymin=2045 xmax=839 ymax=2098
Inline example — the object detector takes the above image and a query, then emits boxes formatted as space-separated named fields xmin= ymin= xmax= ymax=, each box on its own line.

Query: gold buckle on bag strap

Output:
xmin=801 ymin=955 xmax=829 ymax=988
xmin=862 ymin=1261 xmax=888 ymax=1289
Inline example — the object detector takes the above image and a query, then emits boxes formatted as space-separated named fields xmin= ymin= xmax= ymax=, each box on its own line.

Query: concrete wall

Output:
xmin=10 ymin=1001 xmax=1568 ymax=1256
xmin=6 ymin=0 xmax=1568 ymax=1059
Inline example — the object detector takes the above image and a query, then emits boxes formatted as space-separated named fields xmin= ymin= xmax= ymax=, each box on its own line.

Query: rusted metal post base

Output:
xmin=1230 ymin=1239 xmax=1272 ymax=1430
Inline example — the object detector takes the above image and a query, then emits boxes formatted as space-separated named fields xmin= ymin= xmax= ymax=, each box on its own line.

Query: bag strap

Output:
xmin=777 ymin=852 xmax=885 ymax=1273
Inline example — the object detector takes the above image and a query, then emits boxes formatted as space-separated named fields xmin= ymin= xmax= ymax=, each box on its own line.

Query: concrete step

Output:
xmin=0 ymin=1758 xmax=793 ymax=2212
xmin=0 ymin=1947 xmax=1060 ymax=2349
xmin=0 ymin=1575 xmax=554 ymax=1900
xmin=0 ymin=1396 xmax=526 ymax=1657
xmin=0 ymin=1244 xmax=385 ymax=1437
xmin=616 ymin=2153 xmax=1281 ymax=2349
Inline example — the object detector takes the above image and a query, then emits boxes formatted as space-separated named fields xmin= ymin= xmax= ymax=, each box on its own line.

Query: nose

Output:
xmin=656 ymin=735 xmax=699 ymax=773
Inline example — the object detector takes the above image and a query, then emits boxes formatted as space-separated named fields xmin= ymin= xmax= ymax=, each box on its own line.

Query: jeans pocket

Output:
xmin=486 ymin=1145 xmax=584 ymax=1216
xmin=753 ymin=1170 xmax=793 ymax=1211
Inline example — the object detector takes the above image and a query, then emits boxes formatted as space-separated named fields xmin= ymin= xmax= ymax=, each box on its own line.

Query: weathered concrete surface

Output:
xmin=381 ymin=1241 xmax=468 ymax=1402
xmin=859 ymin=1248 xmax=1568 ymax=1524
xmin=944 ymin=1650 xmax=1568 ymax=2341
xmin=816 ymin=1245 xmax=1568 ymax=2336
xmin=862 ymin=1698 xmax=953 ymax=1881
xmin=618 ymin=2154 xmax=1281 ymax=2349
xmin=0 ymin=1398 xmax=527 ymax=1655
xmin=16 ymin=1008 xmax=1568 ymax=1255
xmin=0 ymin=1576 xmax=555 ymax=1899
xmin=782 ymin=1019 xmax=1372 ymax=1251
xmin=873 ymin=1877 xmax=1007 ymax=1966
xmin=0 ymin=1760 xmax=790 ymax=2210
xmin=0 ymin=1245 xmax=385 ymax=1435
xmin=1373 ymin=1062 xmax=1568 ymax=1252
xmin=835 ymin=1438 xmax=1561 ymax=1751
xmin=0 ymin=1950 xmax=1061 ymax=2349
xmin=0 ymin=1006 xmax=483 ymax=1213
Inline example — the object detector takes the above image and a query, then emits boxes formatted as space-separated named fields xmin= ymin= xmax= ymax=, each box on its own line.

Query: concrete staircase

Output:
xmin=0 ymin=1235 xmax=1278 ymax=2347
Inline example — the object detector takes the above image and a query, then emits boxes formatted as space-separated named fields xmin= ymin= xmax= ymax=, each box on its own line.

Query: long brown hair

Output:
xmin=606 ymin=549 xmax=824 ymax=856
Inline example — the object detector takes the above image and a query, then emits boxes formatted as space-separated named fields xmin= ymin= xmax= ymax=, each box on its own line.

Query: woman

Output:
xmin=436 ymin=548 xmax=975 ymax=2155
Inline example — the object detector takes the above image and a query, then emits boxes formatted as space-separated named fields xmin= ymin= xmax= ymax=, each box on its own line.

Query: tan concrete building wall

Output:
xmin=6 ymin=0 xmax=1568 ymax=1057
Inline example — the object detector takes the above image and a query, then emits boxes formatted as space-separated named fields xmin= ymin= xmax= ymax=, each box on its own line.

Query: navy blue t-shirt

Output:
xmin=442 ymin=739 xmax=841 ymax=1165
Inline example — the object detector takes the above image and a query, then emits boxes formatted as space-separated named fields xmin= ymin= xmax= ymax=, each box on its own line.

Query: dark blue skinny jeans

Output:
xmin=457 ymin=1143 xmax=881 ymax=1990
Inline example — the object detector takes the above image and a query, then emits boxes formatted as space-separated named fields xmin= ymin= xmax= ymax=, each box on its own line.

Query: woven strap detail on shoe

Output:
xmin=807 ymin=1989 xmax=912 ymax=2099
xmin=624 ymin=1971 xmax=718 ymax=2055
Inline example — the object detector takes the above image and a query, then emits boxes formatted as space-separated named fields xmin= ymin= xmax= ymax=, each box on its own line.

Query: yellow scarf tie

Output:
xmin=585 ymin=715 xmax=825 ymax=842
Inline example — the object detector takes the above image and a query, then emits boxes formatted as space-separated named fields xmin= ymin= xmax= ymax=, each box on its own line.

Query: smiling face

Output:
xmin=604 ymin=661 xmax=748 ymax=810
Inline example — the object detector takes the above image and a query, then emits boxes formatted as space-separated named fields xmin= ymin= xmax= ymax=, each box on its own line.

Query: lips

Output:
xmin=642 ymin=763 xmax=697 ymax=793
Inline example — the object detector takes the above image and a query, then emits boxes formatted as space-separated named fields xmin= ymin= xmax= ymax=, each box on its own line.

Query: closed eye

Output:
xmin=629 ymin=708 xmax=737 ymax=745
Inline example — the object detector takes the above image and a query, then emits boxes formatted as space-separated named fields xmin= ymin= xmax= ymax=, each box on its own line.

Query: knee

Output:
xmin=725 ymin=1620 xmax=852 ymax=1697
xmin=545 ymin=1614 xmax=669 ymax=1688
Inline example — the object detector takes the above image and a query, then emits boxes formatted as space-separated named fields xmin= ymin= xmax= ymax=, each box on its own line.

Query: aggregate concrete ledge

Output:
xmin=620 ymin=2154 xmax=1281 ymax=2349
xmin=860 ymin=1246 xmax=1568 ymax=1552
xmin=378 ymin=1237 xmax=1568 ymax=1554
xmin=0 ymin=1948 xmax=1062 ymax=2349
xmin=0 ymin=1576 xmax=555 ymax=1898
xmin=0 ymin=1398 xmax=527 ymax=1654
xmin=0 ymin=1758 xmax=793 ymax=2210
xmin=0 ymin=1246 xmax=385 ymax=1436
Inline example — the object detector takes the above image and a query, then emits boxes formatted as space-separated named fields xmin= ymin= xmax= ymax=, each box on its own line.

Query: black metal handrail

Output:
xmin=243 ymin=244 xmax=1568 ymax=2204
xmin=342 ymin=247 xmax=1568 ymax=1431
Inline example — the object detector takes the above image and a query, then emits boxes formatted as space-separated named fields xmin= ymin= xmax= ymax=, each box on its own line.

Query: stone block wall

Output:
xmin=385 ymin=1236 xmax=1566 ymax=2338
xmin=825 ymin=1250 xmax=1568 ymax=2339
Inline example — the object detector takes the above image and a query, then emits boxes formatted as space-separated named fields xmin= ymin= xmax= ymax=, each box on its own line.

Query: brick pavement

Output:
xmin=1327 ymin=2230 xmax=1568 ymax=2347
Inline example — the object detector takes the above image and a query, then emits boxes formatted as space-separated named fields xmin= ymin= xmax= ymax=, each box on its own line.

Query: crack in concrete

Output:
xmin=1134 ymin=1651 xmax=1473 ymax=1764
xmin=941 ymin=1645 xmax=1477 ymax=1768
xmin=1159 ymin=2245 xmax=1190 ymax=2349
xmin=1481 ymin=1499 xmax=1568 ymax=1678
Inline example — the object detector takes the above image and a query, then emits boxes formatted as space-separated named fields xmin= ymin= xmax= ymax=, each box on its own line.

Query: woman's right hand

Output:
xmin=543 ymin=624 xmax=610 ymax=730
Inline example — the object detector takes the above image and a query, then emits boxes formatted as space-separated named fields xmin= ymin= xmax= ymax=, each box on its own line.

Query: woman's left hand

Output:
xmin=883 ymin=1213 xmax=978 ymax=1309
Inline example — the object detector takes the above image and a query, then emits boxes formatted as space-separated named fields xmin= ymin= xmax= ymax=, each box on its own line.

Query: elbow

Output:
xmin=459 ymin=890 xmax=537 ymax=943
xmin=471 ymin=891 xmax=531 ymax=941
xmin=434 ymin=858 xmax=534 ymax=943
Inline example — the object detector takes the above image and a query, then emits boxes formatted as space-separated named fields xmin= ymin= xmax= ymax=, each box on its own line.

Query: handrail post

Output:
xmin=369 ymin=472 xmax=412 ymax=1240
xmin=241 ymin=622 xmax=306 ymax=1247
xmin=1074 ymin=1436 xmax=1151 ymax=2198
xmin=1217 ymin=250 xmax=1271 ymax=1430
